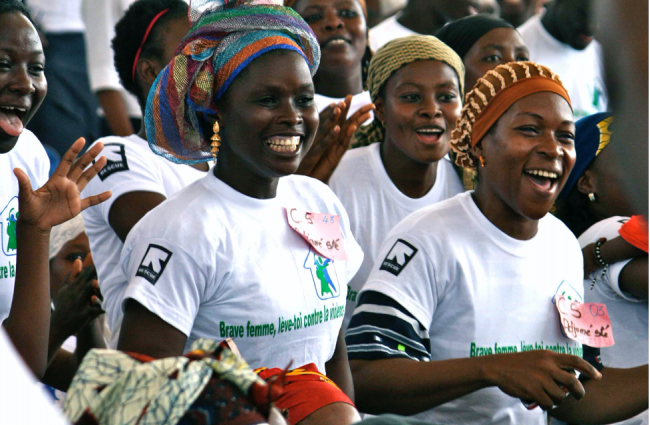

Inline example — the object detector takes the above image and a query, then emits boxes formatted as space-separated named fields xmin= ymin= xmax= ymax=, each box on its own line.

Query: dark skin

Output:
xmin=110 ymin=15 xmax=206 ymax=244
xmin=462 ymin=27 xmax=530 ymax=91
xmin=397 ymin=0 xmax=479 ymax=36
xmin=294 ymin=0 xmax=366 ymax=99
xmin=375 ymin=60 xmax=461 ymax=199
xmin=541 ymin=0 xmax=595 ymax=50
xmin=497 ymin=0 xmax=540 ymax=27
xmin=0 ymin=12 xmax=46 ymax=154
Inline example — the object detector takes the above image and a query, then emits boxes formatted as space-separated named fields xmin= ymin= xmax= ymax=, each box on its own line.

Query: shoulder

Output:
xmin=387 ymin=192 xmax=469 ymax=239
xmin=541 ymin=212 xmax=582 ymax=251
xmin=11 ymin=130 xmax=50 ymax=187
xmin=330 ymin=145 xmax=374 ymax=183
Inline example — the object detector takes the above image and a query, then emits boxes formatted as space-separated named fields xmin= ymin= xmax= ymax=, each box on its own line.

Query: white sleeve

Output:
xmin=81 ymin=0 xmax=123 ymax=92
xmin=120 ymin=237 xmax=208 ymax=336
xmin=81 ymin=141 xmax=166 ymax=223
xmin=359 ymin=233 xmax=437 ymax=330
xmin=604 ymin=258 xmax=641 ymax=302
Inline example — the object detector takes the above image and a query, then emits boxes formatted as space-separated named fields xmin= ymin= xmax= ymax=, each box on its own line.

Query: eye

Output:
xmin=516 ymin=54 xmax=530 ymax=62
xmin=29 ymin=64 xmax=44 ymax=75
xmin=438 ymin=93 xmax=457 ymax=103
xmin=66 ymin=252 xmax=86 ymax=263
xmin=516 ymin=125 xmax=539 ymax=135
xmin=340 ymin=9 xmax=359 ymax=18
xmin=257 ymin=95 xmax=279 ymax=106
xmin=482 ymin=54 xmax=501 ymax=63
xmin=302 ymin=13 xmax=322 ymax=23
xmin=399 ymin=93 xmax=420 ymax=103
xmin=0 ymin=60 xmax=10 ymax=71
xmin=295 ymin=94 xmax=314 ymax=108
xmin=557 ymin=131 xmax=576 ymax=144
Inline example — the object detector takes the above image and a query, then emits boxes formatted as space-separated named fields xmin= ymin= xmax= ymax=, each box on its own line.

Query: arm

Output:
xmin=108 ymin=191 xmax=167 ymax=243
xmin=618 ymin=256 xmax=648 ymax=300
xmin=117 ymin=299 xmax=187 ymax=358
xmin=583 ymin=236 xmax=645 ymax=277
xmin=551 ymin=365 xmax=649 ymax=424
xmin=325 ymin=327 xmax=355 ymax=401
xmin=3 ymin=139 xmax=110 ymax=377
xmin=96 ymin=90 xmax=135 ymax=137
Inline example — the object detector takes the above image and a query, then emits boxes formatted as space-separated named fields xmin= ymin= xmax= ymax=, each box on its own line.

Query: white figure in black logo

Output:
xmin=380 ymin=239 xmax=418 ymax=276
xmin=136 ymin=244 xmax=172 ymax=284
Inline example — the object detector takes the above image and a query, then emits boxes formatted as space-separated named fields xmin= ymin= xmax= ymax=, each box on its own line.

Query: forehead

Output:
xmin=387 ymin=59 xmax=459 ymax=89
xmin=504 ymin=92 xmax=574 ymax=123
xmin=474 ymin=27 xmax=525 ymax=50
xmin=294 ymin=0 xmax=362 ymax=12
xmin=0 ymin=12 xmax=41 ymax=53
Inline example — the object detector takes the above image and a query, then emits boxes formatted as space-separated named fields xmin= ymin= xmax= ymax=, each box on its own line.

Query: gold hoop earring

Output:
xmin=211 ymin=121 xmax=221 ymax=165
xmin=479 ymin=156 xmax=486 ymax=167
xmin=588 ymin=192 xmax=596 ymax=202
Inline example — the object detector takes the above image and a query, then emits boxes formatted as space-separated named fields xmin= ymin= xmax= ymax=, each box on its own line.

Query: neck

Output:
xmin=540 ymin=3 xmax=565 ymax=44
xmin=313 ymin=65 xmax=364 ymax=99
xmin=472 ymin=183 xmax=539 ymax=240
xmin=380 ymin=140 xmax=438 ymax=199
xmin=213 ymin=147 xmax=279 ymax=199
xmin=398 ymin=0 xmax=449 ymax=35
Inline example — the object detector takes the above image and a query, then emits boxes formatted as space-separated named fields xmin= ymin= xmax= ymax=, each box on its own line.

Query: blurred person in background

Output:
xmin=497 ymin=0 xmax=542 ymax=27
xmin=26 ymin=0 xmax=101 ymax=158
xmin=368 ymin=0 xmax=479 ymax=52
xmin=518 ymin=0 xmax=607 ymax=118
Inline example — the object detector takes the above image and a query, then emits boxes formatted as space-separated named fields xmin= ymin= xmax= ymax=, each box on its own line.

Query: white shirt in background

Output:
xmin=119 ymin=174 xmax=364 ymax=372
xmin=368 ymin=14 xmax=416 ymax=52
xmin=315 ymin=91 xmax=374 ymax=125
xmin=81 ymin=134 xmax=207 ymax=345
xmin=0 ymin=130 xmax=50 ymax=322
xmin=81 ymin=0 xmax=141 ymax=118
xmin=0 ymin=328 xmax=69 ymax=425
xmin=329 ymin=143 xmax=463 ymax=329
xmin=518 ymin=13 xmax=608 ymax=118
xmin=578 ymin=216 xmax=648 ymax=425
xmin=27 ymin=0 xmax=85 ymax=32
xmin=348 ymin=192 xmax=584 ymax=424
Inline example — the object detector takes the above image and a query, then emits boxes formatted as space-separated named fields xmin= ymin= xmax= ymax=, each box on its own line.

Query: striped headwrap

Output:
xmin=354 ymin=35 xmax=465 ymax=147
xmin=145 ymin=0 xmax=320 ymax=164
xmin=450 ymin=61 xmax=571 ymax=169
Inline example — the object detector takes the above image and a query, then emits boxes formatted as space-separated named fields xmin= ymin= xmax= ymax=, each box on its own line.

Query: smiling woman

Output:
xmin=113 ymin=1 xmax=364 ymax=423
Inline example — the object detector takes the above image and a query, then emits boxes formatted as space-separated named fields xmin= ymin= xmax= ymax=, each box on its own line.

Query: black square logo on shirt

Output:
xmin=380 ymin=239 xmax=418 ymax=276
xmin=136 ymin=244 xmax=172 ymax=285
xmin=97 ymin=143 xmax=129 ymax=181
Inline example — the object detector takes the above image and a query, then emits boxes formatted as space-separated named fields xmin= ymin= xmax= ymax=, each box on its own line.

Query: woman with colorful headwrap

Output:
xmin=287 ymin=0 xmax=375 ymax=184
xmin=328 ymin=34 xmax=465 ymax=330
xmin=346 ymin=62 xmax=648 ymax=424
xmin=113 ymin=1 xmax=364 ymax=423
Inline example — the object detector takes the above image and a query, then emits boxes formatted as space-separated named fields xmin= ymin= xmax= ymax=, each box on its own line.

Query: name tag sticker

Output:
xmin=554 ymin=295 xmax=615 ymax=347
xmin=286 ymin=207 xmax=347 ymax=261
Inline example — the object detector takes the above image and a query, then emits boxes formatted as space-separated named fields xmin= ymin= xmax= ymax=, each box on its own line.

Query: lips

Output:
xmin=414 ymin=125 xmax=445 ymax=145
xmin=0 ymin=105 xmax=28 ymax=137
xmin=265 ymin=135 xmax=302 ymax=155
xmin=321 ymin=37 xmax=350 ymax=49
xmin=523 ymin=168 xmax=562 ymax=194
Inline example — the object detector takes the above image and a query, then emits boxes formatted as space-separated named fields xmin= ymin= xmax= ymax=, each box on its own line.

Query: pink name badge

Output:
xmin=286 ymin=207 xmax=347 ymax=261
xmin=554 ymin=295 xmax=615 ymax=347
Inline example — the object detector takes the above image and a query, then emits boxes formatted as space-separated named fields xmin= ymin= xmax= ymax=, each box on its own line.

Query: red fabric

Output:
xmin=256 ymin=363 xmax=354 ymax=424
xmin=619 ymin=215 xmax=649 ymax=253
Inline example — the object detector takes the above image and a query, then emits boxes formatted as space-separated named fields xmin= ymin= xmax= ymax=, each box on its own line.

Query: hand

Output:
xmin=14 ymin=138 xmax=111 ymax=233
xmin=51 ymin=257 xmax=104 ymax=341
xmin=298 ymin=95 xmax=375 ymax=184
xmin=483 ymin=350 xmax=602 ymax=410
xmin=582 ymin=239 xmax=606 ymax=277
xmin=296 ymin=102 xmax=344 ymax=177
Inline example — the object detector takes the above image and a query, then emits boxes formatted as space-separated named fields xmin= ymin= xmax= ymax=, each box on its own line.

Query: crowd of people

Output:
xmin=0 ymin=0 xmax=647 ymax=424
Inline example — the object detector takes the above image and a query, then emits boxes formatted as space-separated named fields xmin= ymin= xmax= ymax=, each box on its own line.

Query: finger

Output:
xmin=344 ymin=124 xmax=359 ymax=139
xmin=68 ymin=141 xmax=104 ymax=182
xmin=79 ymin=191 xmax=112 ymax=211
xmin=532 ymin=389 xmax=556 ymax=411
xmin=543 ymin=379 xmax=571 ymax=407
xmin=92 ymin=280 xmax=103 ymax=301
xmin=76 ymin=155 xmax=107 ymax=193
xmin=53 ymin=138 xmax=86 ymax=178
xmin=13 ymin=168 xmax=34 ymax=202
xmin=563 ymin=355 xmax=602 ymax=381
xmin=71 ymin=258 xmax=83 ymax=279
xmin=552 ymin=369 xmax=584 ymax=400
xmin=348 ymin=103 xmax=375 ymax=124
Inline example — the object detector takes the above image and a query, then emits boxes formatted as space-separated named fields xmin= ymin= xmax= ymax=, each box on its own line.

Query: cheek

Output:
xmin=442 ymin=103 xmax=461 ymax=128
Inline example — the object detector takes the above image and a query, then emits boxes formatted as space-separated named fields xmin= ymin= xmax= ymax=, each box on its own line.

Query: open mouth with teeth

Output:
xmin=322 ymin=38 xmax=349 ymax=48
xmin=0 ymin=106 xmax=28 ymax=137
xmin=415 ymin=126 xmax=445 ymax=144
xmin=524 ymin=169 xmax=560 ymax=191
xmin=265 ymin=135 xmax=301 ymax=154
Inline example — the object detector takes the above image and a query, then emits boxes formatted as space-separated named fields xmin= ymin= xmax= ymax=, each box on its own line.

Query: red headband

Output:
xmin=131 ymin=9 xmax=170 ymax=82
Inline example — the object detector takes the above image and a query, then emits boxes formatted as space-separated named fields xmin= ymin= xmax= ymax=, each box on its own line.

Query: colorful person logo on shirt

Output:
xmin=1 ymin=197 xmax=19 ymax=256
xmin=304 ymin=248 xmax=340 ymax=300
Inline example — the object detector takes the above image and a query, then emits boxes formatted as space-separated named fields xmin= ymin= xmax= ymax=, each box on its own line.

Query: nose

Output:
xmin=9 ymin=66 xmax=36 ymax=95
xmin=538 ymin=132 xmax=564 ymax=159
xmin=278 ymin=100 xmax=303 ymax=127
xmin=323 ymin=9 xmax=344 ymax=31
xmin=419 ymin=95 xmax=441 ymax=119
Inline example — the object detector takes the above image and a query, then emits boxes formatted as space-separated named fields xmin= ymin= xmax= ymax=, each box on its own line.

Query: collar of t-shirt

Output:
xmin=201 ymin=173 xmax=282 ymax=211
xmin=369 ymin=142 xmax=450 ymax=211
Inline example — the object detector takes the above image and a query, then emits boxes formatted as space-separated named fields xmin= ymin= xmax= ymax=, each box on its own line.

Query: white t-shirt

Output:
xmin=329 ymin=143 xmax=464 ymax=329
xmin=81 ymin=134 xmax=206 ymax=343
xmin=0 ymin=328 xmax=69 ymax=425
xmin=578 ymin=216 xmax=648 ymax=425
xmin=346 ymin=192 xmax=584 ymax=425
xmin=368 ymin=14 xmax=417 ymax=52
xmin=119 ymin=174 xmax=364 ymax=372
xmin=518 ymin=13 xmax=608 ymax=119
xmin=0 ymin=130 xmax=50 ymax=322
xmin=28 ymin=0 xmax=85 ymax=33
xmin=315 ymin=91 xmax=374 ymax=125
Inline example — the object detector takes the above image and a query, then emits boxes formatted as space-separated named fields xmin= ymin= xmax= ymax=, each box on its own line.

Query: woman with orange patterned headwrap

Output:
xmin=346 ymin=62 xmax=648 ymax=424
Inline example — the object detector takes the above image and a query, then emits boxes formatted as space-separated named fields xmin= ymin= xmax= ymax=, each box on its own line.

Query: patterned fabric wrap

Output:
xmin=63 ymin=338 xmax=283 ymax=425
xmin=146 ymin=0 xmax=320 ymax=164
xmin=354 ymin=35 xmax=465 ymax=147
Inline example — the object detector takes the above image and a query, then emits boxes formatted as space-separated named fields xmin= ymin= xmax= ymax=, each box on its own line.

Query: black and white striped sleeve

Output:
xmin=345 ymin=290 xmax=431 ymax=362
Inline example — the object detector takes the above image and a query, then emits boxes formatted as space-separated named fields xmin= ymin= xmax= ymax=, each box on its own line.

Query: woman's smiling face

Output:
xmin=0 ymin=12 xmax=46 ymax=153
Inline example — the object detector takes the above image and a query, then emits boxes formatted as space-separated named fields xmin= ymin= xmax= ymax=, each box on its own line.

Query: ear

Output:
xmin=135 ymin=58 xmax=161 ymax=91
xmin=470 ymin=139 xmax=484 ymax=165
xmin=374 ymin=96 xmax=385 ymax=124
xmin=576 ymin=169 xmax=595 ymax=195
